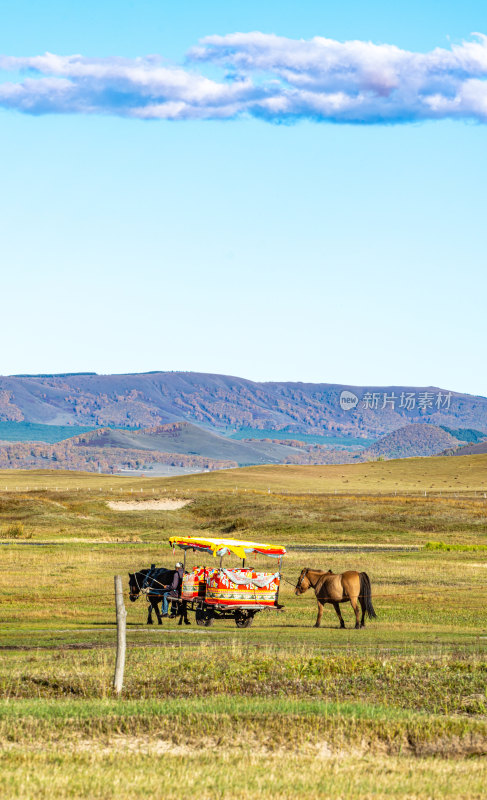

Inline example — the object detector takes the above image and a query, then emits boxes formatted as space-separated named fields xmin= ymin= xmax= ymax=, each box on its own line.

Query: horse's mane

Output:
xmin=129 ymin=566 xmax=174 ymax=583
xmin=135 ymin=566 xmax=172 ymax=576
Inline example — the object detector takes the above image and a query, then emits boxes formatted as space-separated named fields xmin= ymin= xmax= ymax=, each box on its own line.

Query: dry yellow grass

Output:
xmin=1 ymin=748 xmax=486 ymax=800
xmin=1 ymin=452 xmax=487 ymax=495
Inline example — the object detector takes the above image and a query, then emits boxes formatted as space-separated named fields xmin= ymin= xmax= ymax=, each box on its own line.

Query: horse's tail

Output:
xmin=359 ymin=572 xmax=377 ymax=619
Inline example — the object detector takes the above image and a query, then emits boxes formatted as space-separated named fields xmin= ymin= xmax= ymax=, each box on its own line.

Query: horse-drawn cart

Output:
xmin=169 ymin=535 xmax=286 ymax=627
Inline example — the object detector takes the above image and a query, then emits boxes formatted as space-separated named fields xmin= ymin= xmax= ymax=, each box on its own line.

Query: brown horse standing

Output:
xmin=295 ymin=568 xmax=377 ymax=629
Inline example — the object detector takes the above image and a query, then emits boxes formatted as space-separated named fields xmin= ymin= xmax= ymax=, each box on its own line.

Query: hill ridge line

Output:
xmin=1 ymin=371 xmax=486 ymax=440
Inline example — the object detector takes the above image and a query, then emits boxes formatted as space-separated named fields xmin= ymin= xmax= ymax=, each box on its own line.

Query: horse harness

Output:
xmin=133 ymin=568 xmax=170 ymax=602
xmin=294 ymin=568 xmax=308 ymax=592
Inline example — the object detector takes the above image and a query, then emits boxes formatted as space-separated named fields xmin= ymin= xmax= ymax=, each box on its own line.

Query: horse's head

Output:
xmin=295 ymin=568 xmax=311 ymax=595
xmin=128 ymin=572 xmax=141 ymax=602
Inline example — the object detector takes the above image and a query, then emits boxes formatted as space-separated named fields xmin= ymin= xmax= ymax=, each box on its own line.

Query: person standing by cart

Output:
xmin=161 ymin=562 xmax=184 ymax=617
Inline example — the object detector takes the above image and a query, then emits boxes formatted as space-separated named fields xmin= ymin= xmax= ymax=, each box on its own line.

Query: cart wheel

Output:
xmin=235 ymin=610 xmax=254 ymax=628
xmin=195 ymin=608 xmax=214 ymax=627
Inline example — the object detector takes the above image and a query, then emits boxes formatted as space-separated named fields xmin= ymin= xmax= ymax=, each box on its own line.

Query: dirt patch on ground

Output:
xmin=78 ymin=735 xmax=194 ymax=756
xmin=3 ymin=733 xmax=485 ymax=759
xmin=107 ymin=499 xmax=190 ymax=511
xmin=70 ymin=736 xmax=340 ymax=758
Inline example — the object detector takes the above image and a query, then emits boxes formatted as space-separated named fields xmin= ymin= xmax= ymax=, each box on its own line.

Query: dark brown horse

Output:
xmin=295 ymin=568 xmax=376 ymax=629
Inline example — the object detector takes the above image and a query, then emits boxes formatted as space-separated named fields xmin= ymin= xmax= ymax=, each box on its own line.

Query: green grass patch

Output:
xmin=425 ymin=540 xmax=487 ymax=551
xmin=0 ymin=696 xmax=432 ymax=721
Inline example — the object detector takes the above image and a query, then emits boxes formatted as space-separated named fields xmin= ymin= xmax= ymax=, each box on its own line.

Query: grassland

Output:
xmin=1 ymin=458 xmax=487 ymax=798
xmin=2 ymin=449 xmax=487 ymax=492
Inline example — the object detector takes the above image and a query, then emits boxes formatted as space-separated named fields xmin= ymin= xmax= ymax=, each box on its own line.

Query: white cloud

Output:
xmin=1 ymin=33 xmax=487 ymax=123
xmin=192 ymin=32 xmax=487 ymax=122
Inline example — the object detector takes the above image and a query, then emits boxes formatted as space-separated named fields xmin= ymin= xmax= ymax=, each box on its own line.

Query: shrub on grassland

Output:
xmin=3 ymin=521 xmax=31 ymax=539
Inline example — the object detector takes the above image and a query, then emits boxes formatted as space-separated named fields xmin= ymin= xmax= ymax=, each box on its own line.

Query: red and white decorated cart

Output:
xmin=168 ymin=536 xmax=286 ymax=627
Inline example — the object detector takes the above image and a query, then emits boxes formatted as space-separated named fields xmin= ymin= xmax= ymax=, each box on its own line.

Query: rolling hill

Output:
xmin=0 ymin=371 xmax=486 ymax=440
xmin=1 ymin=420 xmax=484 ymax=474
xmin=441 ymin=440 xmax=487 ymax=457
xmin=72 ymin=423 xmax=319 ymax=466
xmin=0 ymin=422 xmax=340 ymax=473
xmin=360 ymin=424 xmax=463 ymax=460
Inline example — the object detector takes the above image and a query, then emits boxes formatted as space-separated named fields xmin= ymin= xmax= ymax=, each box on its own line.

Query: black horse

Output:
xmin=128 ymin=568 xmax=189 ymax=625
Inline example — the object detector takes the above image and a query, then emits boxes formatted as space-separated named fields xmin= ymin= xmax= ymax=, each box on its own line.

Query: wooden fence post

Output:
xmin=113 ymin=575 xmax=127 ymax=694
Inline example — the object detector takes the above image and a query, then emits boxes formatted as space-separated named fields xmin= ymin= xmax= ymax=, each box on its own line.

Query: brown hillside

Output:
xmin=0 ymin=437 xmax=236 ymax=474
xmin=0 ymin=423 xmax=340 ymax=473
xmin=67 ymin=422 xmax=317 ymax=466
xmin=360 ymin=424 xmax=460 ymax=460
xmin=441 ymin=440 xmax=487 ymax=457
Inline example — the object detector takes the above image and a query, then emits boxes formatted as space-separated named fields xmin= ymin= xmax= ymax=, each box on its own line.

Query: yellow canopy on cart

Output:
xmin=168 ymin=535 xmax=286 ymax=560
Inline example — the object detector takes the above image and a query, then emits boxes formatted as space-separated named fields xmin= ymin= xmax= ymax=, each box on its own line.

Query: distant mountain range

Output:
xmin=0 ymin=371 xmax=485 ymax=473
xmin=0 ymin=420 xmax=484 ymax=474
xmin=1 ymin=371 xmax=486 ymax=440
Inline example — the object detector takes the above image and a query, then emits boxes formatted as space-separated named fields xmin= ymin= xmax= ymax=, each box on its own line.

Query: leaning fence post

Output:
xmin=113 ymin=575 xmax=127 ymax=694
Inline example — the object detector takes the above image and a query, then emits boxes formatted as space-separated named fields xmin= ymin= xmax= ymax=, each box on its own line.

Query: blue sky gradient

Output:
xmin=0 ymin=2 xmax=485 ymax=394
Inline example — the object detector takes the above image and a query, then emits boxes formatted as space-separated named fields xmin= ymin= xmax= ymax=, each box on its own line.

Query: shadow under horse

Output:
xmin=128 ymin=568 xmax=190 ymax=625
xmin=295 ymin=568 xmax=377 ymax=629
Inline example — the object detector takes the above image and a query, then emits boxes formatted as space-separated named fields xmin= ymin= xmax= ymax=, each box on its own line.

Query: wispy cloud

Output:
xmin=0 ymin=54 xmax=260 ymax=119
xmin=1 ymin=33 xmax=487 ymax=123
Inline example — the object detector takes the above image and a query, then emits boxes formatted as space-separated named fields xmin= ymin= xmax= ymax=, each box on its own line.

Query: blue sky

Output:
xmin=0 ymin=1 xmax=486 ymax=395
